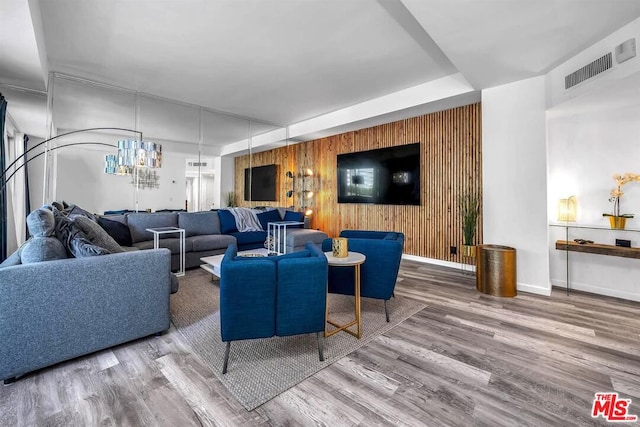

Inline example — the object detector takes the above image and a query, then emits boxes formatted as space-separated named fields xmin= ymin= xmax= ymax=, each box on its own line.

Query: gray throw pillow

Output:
xmin=73 ymin=215 xmax=124 ymax=253
xmin=54 ymin=207 xmax=111 ymax=258
xmin=26 ymin=207 xmax=56 ymax=237
xmin=20 ymin=237 xmax=68 ymax=264
xmin=65 ymin=204 xmax=97 ymax=221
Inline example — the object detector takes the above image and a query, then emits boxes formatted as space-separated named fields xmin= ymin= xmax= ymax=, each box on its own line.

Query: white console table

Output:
xmin=146 ymin=227 xmax=185 ymax=277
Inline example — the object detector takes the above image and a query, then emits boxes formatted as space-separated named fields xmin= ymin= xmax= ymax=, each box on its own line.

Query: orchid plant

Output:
xmin=604 ymin=173 xmax=640 ymax=218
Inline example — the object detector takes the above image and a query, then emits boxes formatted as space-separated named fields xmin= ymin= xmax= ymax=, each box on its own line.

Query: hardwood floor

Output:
xmin=2 ymin=260 xmax=639 ymax=426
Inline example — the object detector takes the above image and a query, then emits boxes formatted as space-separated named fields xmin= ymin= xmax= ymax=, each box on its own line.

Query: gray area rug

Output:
xmin=170 ymin=268 xmax=426 ymax=411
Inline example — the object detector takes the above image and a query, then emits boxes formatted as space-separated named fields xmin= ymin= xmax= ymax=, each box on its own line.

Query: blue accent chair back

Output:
xmin=322 ymin=230 xmax=404 ymax=321
xmin=219 ymin=242 xmax=328 ymax=373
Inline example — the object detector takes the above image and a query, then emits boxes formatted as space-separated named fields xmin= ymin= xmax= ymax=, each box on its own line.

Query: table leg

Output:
xmin=355 ymin=263 xmax=361 ymax=339
xmin=177 ymin=230 xmax=185 ymax=277
xmin=324 ymin=263 xmax=362 ymax=339
xmin=283 ymin=226 xmax=288 ymax=254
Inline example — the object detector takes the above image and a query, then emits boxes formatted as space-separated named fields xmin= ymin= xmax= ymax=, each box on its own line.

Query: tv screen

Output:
xmin=337 ymin=143 xmax=421 ymax=205
xmin=244 ymin=164 xmax=277 ymax=201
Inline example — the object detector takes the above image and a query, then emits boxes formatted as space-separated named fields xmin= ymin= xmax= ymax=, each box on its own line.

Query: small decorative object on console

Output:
xmin=603 ymin=173 xmax=640 ymax=229
xmin=332 ymin=237 xmax=348 ymax=258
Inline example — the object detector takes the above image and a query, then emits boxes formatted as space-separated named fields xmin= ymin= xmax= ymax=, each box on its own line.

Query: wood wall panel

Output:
xmin=235 ymin=103 xmax=482 ymax=264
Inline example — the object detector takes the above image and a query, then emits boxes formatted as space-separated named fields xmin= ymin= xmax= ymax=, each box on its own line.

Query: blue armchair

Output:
xmin=219 ymin=242 xmax=328 ymax=373
xmin=322 ymin=230 xmax=404 ymax=322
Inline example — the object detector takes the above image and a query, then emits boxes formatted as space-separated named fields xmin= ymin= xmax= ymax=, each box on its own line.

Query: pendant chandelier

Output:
xmin=104 ymin=139 xmax=162 ymax=179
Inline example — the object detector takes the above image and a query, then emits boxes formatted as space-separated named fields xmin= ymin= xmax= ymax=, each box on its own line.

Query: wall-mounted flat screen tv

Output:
xmin=337 ymin=142 xmax=421 ymax=205
xmin=244 ymin=164 xmax=277 ymax=201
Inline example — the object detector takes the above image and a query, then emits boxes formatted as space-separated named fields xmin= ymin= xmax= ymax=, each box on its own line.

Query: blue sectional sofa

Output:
xmin=103 ymin=208 xmax=327 ymax=270
xmin=219 ymin=242 xmax=328 ymax=373
xmin=322 ymin=230 xmax=405 ymax=321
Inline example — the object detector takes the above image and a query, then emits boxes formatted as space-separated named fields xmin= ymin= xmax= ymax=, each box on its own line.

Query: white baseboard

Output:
xmin=402 ymin=253 xmax=476 ymax=272
xmin=517 ymin=282 xmax=551 ymax=296
xmin=402 ymin=254 xmax=554 ymax=297
xmin=551 ymin=279 xmax=640 ymax=302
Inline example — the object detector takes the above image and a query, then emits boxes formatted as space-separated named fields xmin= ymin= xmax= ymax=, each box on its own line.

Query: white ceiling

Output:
xmin=2 ymin=0 xmax=640 ymax=153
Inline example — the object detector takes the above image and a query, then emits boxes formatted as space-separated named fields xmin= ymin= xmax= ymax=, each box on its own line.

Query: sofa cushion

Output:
xmin=26 ymin=206 xmax=56 ymax=237
xmin=127 ymin=212 xmax=178 ymax=243
xmin=97 ymin=216 xmax=132 ymax=246
xmin=178 ymin=211 xmax=221 ymax=237
xmin=283 ymin=210 xmax=304 ymax=224
xmin=286 ymin=229 xmax=328 ymax=247
xmin=100 ymin=214 xmax=127 ymax=225
xmin=132 ymin=238 xmax=193 ymax=254
xmin=218 ymin=209 xmax=238 ymax=234
xmin=19 ymin=207 xmax=68 ymax=262
xmin=229 ymin=231 xmax=268 ymax=247
xmin=73 ymin=215 xmax=124 ymax=253
xmin=283 ymin=211 xmax=304 ymax=230
xmin=189 ymin=234 xmax=236 ymax=252
xmin=20 ymin=237 xmax=68 ymax=264
xmin=256 ymin=208 xmax=281 ymax=231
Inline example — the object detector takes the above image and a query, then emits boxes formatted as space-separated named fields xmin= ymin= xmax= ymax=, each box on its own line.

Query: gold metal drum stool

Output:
xmin=476 ymin=245 xmax=517 ymax=297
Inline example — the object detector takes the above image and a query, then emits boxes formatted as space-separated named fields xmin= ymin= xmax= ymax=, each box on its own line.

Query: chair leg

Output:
xmin=222 ymin=342 xmax=231 ymax=374
xmin=317 ymin=332 xmax=324 ymax=362
xmin=384 ymin=299 xmax=390 ymax=323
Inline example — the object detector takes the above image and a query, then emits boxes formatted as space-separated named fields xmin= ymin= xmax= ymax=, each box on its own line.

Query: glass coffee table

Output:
xmin=200 ymin=248 xmax=270 ymax=279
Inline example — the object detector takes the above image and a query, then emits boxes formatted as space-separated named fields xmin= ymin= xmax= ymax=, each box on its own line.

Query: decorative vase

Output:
xmin=462 ymin=245 xmax=476 ymax=257
xmin=608 ymin=216 xmax=627 ymax=230
xmin=332 ymin=237 xmax=348 ymax=258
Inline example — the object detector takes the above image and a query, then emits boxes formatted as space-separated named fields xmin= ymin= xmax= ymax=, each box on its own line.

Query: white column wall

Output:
xmin=217 ymin=155 xmax=235 ymax=207
xmin=482 ymin=76 xmax=550 ymax=295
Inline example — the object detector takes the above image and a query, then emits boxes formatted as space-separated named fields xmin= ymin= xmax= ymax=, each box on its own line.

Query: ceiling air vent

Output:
xmin=564 ymin=52 xmax=612 ymax=90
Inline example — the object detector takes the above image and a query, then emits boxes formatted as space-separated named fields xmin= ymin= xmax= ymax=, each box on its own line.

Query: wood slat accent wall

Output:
xmin=235 ymin=103 xmax=482 ymax=263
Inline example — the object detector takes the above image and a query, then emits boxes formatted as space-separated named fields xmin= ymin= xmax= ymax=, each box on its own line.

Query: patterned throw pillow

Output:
xmin=53 ymin=208 xmax=111 ymax=258
xmin=73 ymin=215 xmax=124 ymax=253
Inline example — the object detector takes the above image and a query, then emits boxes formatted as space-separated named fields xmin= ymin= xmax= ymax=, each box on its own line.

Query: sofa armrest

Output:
xmin=0 ymin=249 xmax=171 ymax=381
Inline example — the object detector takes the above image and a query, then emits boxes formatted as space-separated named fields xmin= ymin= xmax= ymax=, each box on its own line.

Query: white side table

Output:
xmin=146 ymin=227 xmax=185 ymax=277
xmin=268 ymin=221 xmax=305 ymax=255
xmin=324 ymin=251 xmax=366 ymax=339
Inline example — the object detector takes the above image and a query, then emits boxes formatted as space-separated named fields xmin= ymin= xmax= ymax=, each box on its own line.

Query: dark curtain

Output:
xmin=24 ymin=134 xmax=31 ymax=240
xmin=0 ymin=93 xmax=7 ymax=262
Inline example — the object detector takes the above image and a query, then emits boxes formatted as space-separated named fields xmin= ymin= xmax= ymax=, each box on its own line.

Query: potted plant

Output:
xmin=603 ymin=173 xmax=639 ymax=229
xmin=459 ymin=191 xmax=479 ymax=257
xmin=225 ymin=191 xmax=237 ymax=208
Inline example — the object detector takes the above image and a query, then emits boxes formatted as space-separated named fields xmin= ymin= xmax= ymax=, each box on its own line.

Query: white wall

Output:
xmin=55 ymin=144 xmax=190 ymax=214
xmin=482 ymin=76 xmax=550 ymax=296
